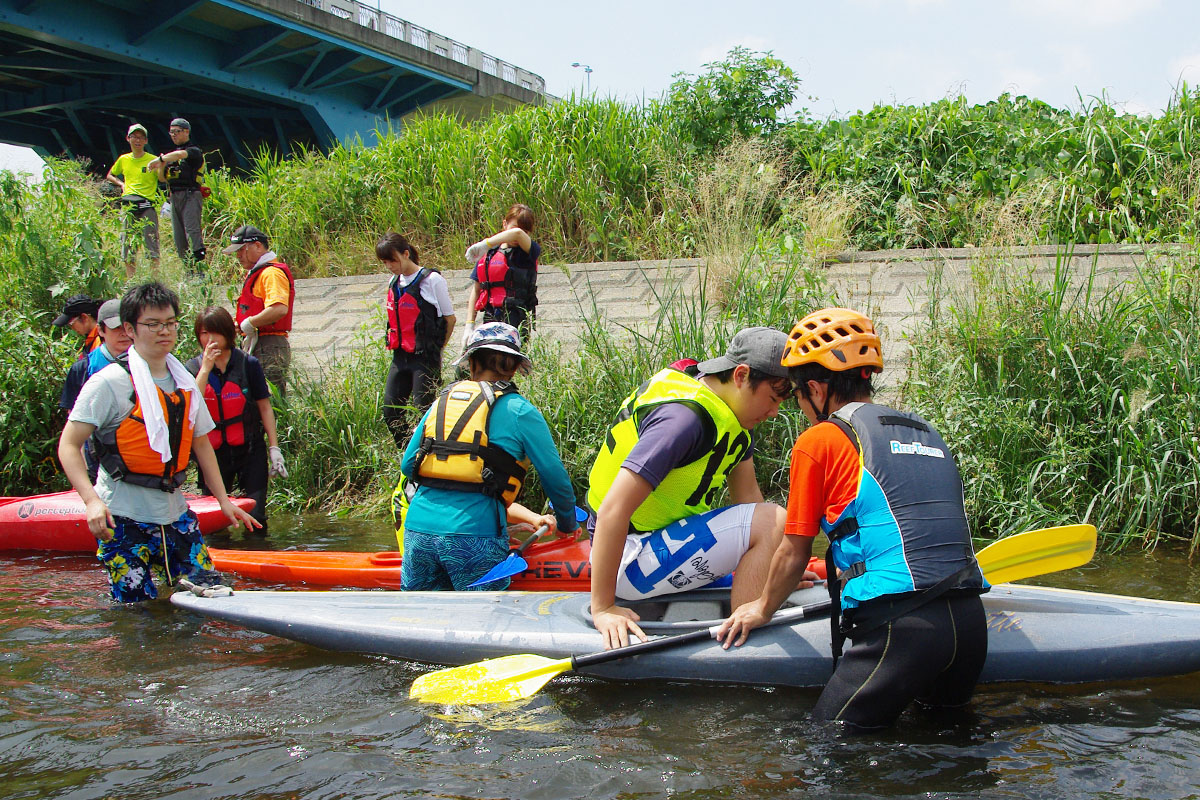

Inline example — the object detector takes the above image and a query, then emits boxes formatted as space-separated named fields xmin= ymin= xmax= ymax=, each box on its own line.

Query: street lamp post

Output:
xmin=570 ymin=62 xmax=593 ymax=95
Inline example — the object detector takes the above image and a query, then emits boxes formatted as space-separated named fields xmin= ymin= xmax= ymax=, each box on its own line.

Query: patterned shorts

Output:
xmin=400 ymin=530 xmax=511 ymax=591
xmin=96 ymin=511 xmax=225 ymax=603
xmin=613 ymin=504 xmax=755 ymax=600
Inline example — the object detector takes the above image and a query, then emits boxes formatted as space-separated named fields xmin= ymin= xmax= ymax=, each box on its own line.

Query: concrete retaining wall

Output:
xmin=289 ymin=244 xmax=1184 ymax=379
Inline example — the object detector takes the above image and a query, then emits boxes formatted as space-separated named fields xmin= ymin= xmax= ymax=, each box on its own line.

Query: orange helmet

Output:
xmin=782 ymin=307 xmax=884 ymax=373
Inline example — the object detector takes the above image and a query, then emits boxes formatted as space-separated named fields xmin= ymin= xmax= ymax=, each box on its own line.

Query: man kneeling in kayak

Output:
xmin=399 ymin=322 xmax=578 ymax=590
xmin=717 ymin=308 xmax=989 ymax=729
xmin=587 ymin=327 xmax=797 ymax=650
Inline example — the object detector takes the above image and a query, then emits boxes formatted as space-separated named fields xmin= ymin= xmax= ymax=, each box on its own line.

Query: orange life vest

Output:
xmin=94 ymin=370 xmax=195 ymax=492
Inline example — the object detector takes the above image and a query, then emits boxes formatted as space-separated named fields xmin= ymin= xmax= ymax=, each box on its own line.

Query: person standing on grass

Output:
xmin=399 ymin=323 xmax=577 ymax=591
xmin=225 ymin=225 xmax=295 ymax=398
xmin=377 ymin=232 xmax=456 ymax=451
xmin=59 ymin=299 xmax=133 ymax=482
xmin=52 ymin=294 xmax=102 ymax=360
xmin=717 ymin=308 xmax=989 ymax=730
xmin=462 ymin=204 xmax=540 ymax=342
xmin=586 ymin=327 xmax=797 ymax=650
xmin=186 ymin=306 xmax=286 ymax=536
xmin=147 ymin=117 xmax=206 ymax=269
xmin=57 ymin=282 xmax=259 ymax=603
xmin=105 ymin=123 xmax=161 ymax=274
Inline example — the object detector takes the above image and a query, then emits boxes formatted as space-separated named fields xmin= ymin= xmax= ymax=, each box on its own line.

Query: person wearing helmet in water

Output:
xmin=717 ymin=308 xmax=989 ymax=730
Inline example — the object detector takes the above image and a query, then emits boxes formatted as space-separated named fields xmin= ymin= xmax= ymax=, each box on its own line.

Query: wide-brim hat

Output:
xmin=453 ymin=322 xmax=532 ymax=374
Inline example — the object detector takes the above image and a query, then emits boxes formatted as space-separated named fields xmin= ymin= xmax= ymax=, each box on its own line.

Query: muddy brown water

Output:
xmin=1 ymin=516 xmax=1198 ymax=800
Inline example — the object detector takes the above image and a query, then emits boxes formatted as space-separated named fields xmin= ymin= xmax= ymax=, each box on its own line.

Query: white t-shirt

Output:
xmin=69 ymin=363 xmax=215 ymax=524
xmin=392 ymin=269 xmax=455 ymax=317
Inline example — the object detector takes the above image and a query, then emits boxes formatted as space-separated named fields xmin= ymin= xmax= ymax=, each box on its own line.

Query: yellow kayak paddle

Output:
xmin=410 ymin=522 xmax=1097 ymax=705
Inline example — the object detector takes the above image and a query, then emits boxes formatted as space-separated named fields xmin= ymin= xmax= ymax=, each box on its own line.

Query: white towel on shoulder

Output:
xmin=126 ymin=344 xmax=200 ymax=463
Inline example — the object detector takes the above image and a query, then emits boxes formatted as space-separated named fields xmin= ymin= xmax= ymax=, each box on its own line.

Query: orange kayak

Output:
xmin=209 ymin=538 xmax=827 ymax=591
xmin=0 ymin=491 xmax=257 ymax=552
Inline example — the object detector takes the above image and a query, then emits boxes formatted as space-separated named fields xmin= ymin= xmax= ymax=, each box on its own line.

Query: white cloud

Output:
xmin=1168 ymin=53 xmax=1200 ymax=88
xmin=1008 ymin=0 xmax=1160 ymax=26
xmin=695 ymin=36 xmax=776 ymax=67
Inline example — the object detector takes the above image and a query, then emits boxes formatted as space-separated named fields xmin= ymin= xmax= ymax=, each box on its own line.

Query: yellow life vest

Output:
xmin=414 ymin=380 xmax=530 ymax=505
xmin=587 ymin=368 xmax=752 ymax=532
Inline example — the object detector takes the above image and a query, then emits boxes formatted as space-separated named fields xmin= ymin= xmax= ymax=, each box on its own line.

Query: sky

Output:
xmin=4 ymin=0 xmax=1200 ymax=173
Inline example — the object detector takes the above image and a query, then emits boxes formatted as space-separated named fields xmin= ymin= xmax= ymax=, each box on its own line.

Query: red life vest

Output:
xmin=385 ymin=269 xmax=446 ymax=356
xmin=474 ymin=246 xmax=537 ymax=312
xmin=94 ymin=368 xmax=195 ymax=492
xmin=187 ymin=349 xmax=262 ymax=449
xmin=236 ymin=261 xmax=295 ymax=334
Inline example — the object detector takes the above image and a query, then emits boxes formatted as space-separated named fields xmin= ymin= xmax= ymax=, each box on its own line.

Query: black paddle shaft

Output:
xmin=573 ymin=599 xmax=833 ymax=670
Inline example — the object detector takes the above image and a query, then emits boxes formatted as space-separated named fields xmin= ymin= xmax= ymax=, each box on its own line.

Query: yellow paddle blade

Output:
xmin=977 ymin=524 xmax=1097 ymax=585
xmin=409 ymin=653 xmax=574 ymax=704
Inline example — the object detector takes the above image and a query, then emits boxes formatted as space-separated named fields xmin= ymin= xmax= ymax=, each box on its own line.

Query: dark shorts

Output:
xmin=400 ymin=529 xmax=510 ymax=591
xmin=813 ymin=593 xmax=988 ymax=729
xmin=95 ymin=511 xmax=226 ymax=603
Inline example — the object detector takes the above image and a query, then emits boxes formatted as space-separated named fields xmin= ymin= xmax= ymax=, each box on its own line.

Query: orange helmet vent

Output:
xmin=782 ymin=307 xmax=884 ymax=373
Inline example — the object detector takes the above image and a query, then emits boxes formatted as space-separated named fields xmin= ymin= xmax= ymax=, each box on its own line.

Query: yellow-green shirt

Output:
xmin=111 ymin=152 xmax=161 ymax=202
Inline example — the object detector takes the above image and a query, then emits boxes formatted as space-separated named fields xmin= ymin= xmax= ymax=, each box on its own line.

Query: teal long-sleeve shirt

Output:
xmin=401 ymin=386 xmax=579 ymax=537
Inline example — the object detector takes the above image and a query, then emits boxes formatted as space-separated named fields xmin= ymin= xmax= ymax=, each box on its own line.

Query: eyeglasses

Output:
xmin=137 ymin=319 xmax=181 ymax=333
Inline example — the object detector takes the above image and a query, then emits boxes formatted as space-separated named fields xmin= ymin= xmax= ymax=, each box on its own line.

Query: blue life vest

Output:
xmin=86 ymin=345 xmax=120 ymax=377
xmin=822 ymin=402 xmax=987 ymax=611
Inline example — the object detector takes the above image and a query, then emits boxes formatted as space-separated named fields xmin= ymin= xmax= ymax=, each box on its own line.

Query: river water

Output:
xmin=2 ymin=516 xmax=1198 ymax=800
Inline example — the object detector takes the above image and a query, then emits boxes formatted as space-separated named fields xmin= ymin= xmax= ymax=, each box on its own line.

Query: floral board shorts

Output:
xmin=96 ymin=510 xmax=226 ymax=603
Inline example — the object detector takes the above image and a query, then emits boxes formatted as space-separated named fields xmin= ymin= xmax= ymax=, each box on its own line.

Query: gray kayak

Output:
xmin=171 ymin=584 xmax=1200 ymax=688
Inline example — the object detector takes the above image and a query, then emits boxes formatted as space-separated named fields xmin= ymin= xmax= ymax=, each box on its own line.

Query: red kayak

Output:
xmin=209 ymin=538 xmax=827 ymax=591
xmin=0 ymin=491 xmax=258 ymax=552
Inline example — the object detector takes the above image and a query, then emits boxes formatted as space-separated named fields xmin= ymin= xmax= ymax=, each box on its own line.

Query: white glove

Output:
xmin=464 ymin=240 xmax=489 ymax=263
xmin=240 ymin=317 xmax=259 ymax=355
xmin=461 ymin=321 xmax=475 ymax=349
xmin=268 ymin=446 xmax=288 ymax=478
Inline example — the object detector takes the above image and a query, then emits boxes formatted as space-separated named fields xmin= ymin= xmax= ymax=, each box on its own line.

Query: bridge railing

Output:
xmin=311 ymin=0 xmax=546 ymax=94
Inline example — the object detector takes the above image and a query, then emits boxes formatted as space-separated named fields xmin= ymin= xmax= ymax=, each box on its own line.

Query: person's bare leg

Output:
xmin=730 ymin=503 xmax=785 ymax=607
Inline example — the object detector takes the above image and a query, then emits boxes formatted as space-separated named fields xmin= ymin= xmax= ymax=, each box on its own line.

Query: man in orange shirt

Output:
xmin=224 ymin=225 xmax=295 ymax=397
xmin=718 ymin=308 xmax=988 ymax=729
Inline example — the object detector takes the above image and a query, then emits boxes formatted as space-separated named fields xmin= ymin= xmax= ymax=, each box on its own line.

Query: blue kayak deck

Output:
xmin=171 ymin=584 xmax=1200 ymax=688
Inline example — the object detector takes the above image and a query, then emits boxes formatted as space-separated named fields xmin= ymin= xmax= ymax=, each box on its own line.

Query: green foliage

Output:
xmin=663 ymin=46 xmax=801 ymax=154
xmin=904 ymin=249 xmax=1200 ymax=552
xmin=0 ymin=313 xmax=74 ymax=494
xmin=0 ymin=161 xmax=122 ymax=315
xmin=786 ymin=91 xmax=1200 ymax=249
xmin=205 ymin=98 xmax=678 ymax=274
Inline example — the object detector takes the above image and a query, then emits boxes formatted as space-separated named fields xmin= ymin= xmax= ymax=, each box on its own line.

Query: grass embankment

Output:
xmin=198 ymin=91 xmax=1200 ymax=277
xmin=3 ymin=90 xmax=1198 ymax=552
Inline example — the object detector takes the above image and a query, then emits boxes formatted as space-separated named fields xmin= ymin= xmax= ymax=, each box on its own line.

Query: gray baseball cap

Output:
xmin=169 ymin=117 xmax=191 ymax=130
xmin=97 ymin=299 xmax=122 ymax=329
xmin=696 ymin=326 xmax=790 ymax=379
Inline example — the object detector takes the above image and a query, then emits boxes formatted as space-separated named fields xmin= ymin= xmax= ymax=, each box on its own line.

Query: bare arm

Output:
xmin=256 ymin=397 xmax=279 ymax=449
xmin=441 ymin=314 xmax=457 ymax=349
xmin=505 ymin=501 xmax=557 ymax=535
xmin=58 ymin=420 xmax=114 ymax=537
xmin=726 ymin=457 xmax=765 ymax=504
xmin=247 ymin=303 xmax=287 ymax=330
xmin=105 ymin=165 xmax=124 ymax=192
xmin=717 ymin=533 xmax=816 ymax=648
xmin=590 ymin=468 xmax=653 ymax=649
xmin=464 ymin=282 xmax=480 ymax=324
xmin=487 ymin=227 xmax=532 ymax=253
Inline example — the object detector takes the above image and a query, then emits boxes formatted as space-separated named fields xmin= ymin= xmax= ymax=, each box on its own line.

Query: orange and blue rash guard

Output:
xmin=787 ymin=402 xmax=986 ymax=610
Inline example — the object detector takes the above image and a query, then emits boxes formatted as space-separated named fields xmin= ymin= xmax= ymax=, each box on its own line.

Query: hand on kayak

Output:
xmin=715 ymin=599 xmax=772 ymax=649
xmin=593 ymin=604 xmax=646 ymax=650
xmin=85 ymin=497 xmax=116 ymax=539
xmin=222 ymin=499 xmax=261 ymax=531
xmin=796 ymin=568 xmax=822 ymax=589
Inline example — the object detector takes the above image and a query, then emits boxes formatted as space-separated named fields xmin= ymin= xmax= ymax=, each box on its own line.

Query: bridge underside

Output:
xmin=0 ymin=0 xmax=539 ymax=173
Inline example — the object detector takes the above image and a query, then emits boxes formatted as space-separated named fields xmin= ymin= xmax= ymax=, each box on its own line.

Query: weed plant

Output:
xmin=903 ymin=247 xmax=1200 ymax=552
